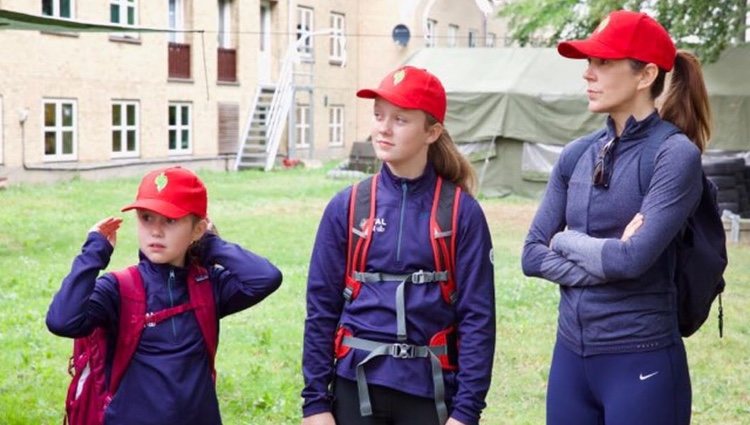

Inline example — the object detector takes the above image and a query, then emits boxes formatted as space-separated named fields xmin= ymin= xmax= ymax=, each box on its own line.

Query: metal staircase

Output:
xmin=234 ymin=29 xmax=346 ymax=171
xmin=235 ymin=85 xmax=274 ymax=170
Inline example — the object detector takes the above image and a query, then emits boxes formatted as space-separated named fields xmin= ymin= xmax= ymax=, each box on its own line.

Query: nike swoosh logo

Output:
xmin=639 ymin=371 xmax=659 ymax=381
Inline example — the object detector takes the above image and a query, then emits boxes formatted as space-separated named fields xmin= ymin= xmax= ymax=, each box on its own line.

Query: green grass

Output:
xmin=0 ymin=166 xmax=748 ymax=424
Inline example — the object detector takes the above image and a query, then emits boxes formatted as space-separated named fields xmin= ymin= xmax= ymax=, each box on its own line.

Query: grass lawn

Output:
xmin=0 ymin=166 xmax=747 ymax=424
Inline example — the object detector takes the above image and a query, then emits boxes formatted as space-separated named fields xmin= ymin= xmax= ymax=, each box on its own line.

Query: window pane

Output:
xmin=63 ymin=132 xmax=73 ymax=154
xmin=169 ymin=130 xmax=176 ymax=150
xmin=42 ymin=0 xmax=53 ymax=16
xmin=110 ymin=4 xmax=120 ymax=23
xmin=169 ymin=106 xmax=176 ymax=126
xmin=181 ymin=106 xmax=189 ymax=125
xmin=127 ymin=130 xmax=136 ymax=151
xmin=181 ymin=130 xmax=189 ymax=149
xmin=45 ymin=103 xmax=56 ymax=126
xmin=126 ymin=104 xmax=136 ymax=126
xmin=45 ymin=132 xmax=56 ymax=155
xmin=61 ymin=0 xmax=71 ymax=18
xmin=113 ymin=131 xmax=122 ymax=152
xmin=112 ymin=104 xmax=121 ymax=126
xmin=128 ymin=6 xmax=135 ymax=25
xmin=62 ymin=103 xmax=73 ymax=126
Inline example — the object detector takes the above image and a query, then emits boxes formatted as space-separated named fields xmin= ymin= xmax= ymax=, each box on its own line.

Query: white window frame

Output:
xmin=42 ymin=98 xmax=77 ymax=161
xmin=168 ymin=102 xmax=192 ymax=155
xmin=425 ymin=19 xmax=437 ymax=47
xmin=468 ymin=29 xmax=478 ymax=47
xmin=295 ymin=104 xmax=310 ymax=148
xmin=448 ymin=24 xmax=458 ymax=47
xmin=111 ymin=100 xmax=139 ymax=158
xmin=329 ymin=12 xmax=345 ymax=63
xmin=42 ymin=0 xmax=74 ymax=19
xmin=218 ymin=0 xmax=232 ymax=48
xmin=329 ymin=105 xmax=344 ymax=147
xmin=110 ymin=0 xmax=138 ymax=39
xmin=296 ymin=6 xmax=314 ymax=59
xmin=168 ymin=0 xmax=184 ymax=43
xmin=486 ymin=32 xmax=496 ymax=47
xmin=0 ymin=96 xmax=3 ymax=164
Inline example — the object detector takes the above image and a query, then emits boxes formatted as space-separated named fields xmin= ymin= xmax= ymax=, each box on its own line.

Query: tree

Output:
xmin=500 ymin=0 xmax=748 ymax=64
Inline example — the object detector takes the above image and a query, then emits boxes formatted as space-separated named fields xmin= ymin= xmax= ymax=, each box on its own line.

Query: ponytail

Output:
xmin=425 ymin=114 xmax=478 ymax=196
xmin=659 ymin=51 xmax=712 ymax=152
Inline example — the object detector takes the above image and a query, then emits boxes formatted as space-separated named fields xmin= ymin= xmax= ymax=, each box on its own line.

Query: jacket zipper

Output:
xmin=396 ymin=181 xmax=408 ymax=263
xmin=167 ymin=269 xmax=177 ymax=337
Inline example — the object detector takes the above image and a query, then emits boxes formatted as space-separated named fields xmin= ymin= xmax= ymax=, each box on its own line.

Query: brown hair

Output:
xmin=425 ymin=114 xmax=478 ymax=196
xmin=631 ymin=50 xmax=712 ymax=152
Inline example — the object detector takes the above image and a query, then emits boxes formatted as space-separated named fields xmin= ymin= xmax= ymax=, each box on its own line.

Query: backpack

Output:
xmin=63 ymin=265 xmax=217 ymax=425
xmin=558 ymin=121 xmax=728 ymax=337
xmin=334 ymin=173 xmax=461 ymax=425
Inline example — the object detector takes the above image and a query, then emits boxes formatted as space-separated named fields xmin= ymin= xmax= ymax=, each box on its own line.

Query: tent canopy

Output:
xmin=407 ymin=46 xmax=750 ymax=151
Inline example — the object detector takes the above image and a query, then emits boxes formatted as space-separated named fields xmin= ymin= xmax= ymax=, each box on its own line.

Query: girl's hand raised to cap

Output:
xmin=301 ymin=412 xmax=336 ymax=425
xmin=89 ymin=216 xmax=123 ymax=248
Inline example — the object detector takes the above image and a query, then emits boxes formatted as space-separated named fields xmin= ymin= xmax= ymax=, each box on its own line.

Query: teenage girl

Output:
xmin=301 ymin=66 xmax=496 ymax=425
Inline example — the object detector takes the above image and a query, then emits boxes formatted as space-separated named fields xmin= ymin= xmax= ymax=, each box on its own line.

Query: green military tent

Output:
xmin=407 ymin=46 xmax=750 ymax=198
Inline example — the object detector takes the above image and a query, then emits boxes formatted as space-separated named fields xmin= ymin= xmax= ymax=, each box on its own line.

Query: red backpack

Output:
xmin=63 ymin=265 xmax=217 ymax=425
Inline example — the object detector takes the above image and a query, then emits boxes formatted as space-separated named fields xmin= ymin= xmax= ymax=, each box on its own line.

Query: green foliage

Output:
xmin=500 ymin=0 xmax=748 ymax=63
xmin=0 ymin=167 xmax=748 ymax=424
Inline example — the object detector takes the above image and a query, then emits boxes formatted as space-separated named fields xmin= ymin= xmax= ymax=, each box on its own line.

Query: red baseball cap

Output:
xmin=357 ymin=66 xmax=447 ymax=123
xmin=558 ymin=10 xmax=676 ymax=71
xmin=121 ymin=166 xmax=207 ymax=219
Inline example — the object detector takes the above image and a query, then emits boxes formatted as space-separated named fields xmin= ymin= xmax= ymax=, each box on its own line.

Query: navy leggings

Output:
xmin=333 ymin=376 xmax=441 ymax=425
xmin=547 ymin=341 xmax=691 ymax=425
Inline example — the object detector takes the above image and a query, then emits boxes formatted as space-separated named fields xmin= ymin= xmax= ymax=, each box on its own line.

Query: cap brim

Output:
xmin=121 ymin=199 xmax=191 ymax=219
xmin=557 ymin=39 xmax=626 ymax=61
xmin=356 ymin=88 xmax=417 ymax=111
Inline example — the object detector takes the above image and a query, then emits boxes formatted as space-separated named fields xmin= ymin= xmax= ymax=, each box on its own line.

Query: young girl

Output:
xmin=522 ymin=10 xmax=712 ymax=425
xmin=46 ymin=166 xmax=283 ymax=424
xmin=301 ymin=66 xmax=496 ymax=425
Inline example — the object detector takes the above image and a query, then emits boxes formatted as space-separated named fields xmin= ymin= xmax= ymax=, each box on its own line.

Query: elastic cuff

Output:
xmin=450 ymin=409 xmax=479 ymax=425
xmin=302 ymin=402 xmax=332 ymax=418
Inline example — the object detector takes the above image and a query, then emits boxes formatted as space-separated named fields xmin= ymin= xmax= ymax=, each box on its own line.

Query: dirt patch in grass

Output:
xmin=481 ymin=202 xmax=538 ymax=233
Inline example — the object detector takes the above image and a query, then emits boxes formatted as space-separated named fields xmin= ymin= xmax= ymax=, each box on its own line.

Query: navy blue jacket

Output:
xmin=302 ymin=165 xmax=496 ymax=425
xmin=522 ymin=112 xmax=702 ymax=356
xmin=47 ymin=232 xmax=282 ymax=425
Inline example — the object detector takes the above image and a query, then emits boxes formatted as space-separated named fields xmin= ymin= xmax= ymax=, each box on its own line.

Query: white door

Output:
xmin=258 ymin=1 xmax=271 ymax=83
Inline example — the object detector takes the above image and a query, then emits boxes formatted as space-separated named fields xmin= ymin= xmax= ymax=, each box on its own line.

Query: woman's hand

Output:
xmin=446 ymin=418 xmax=467 ymax=425
xmin=89 ymin=217 xmax=123 ymax=248
xmin=621 ymin=213 xmax=644 ymax=241
xmin=301 ymin=412 xmax=336 ymax=425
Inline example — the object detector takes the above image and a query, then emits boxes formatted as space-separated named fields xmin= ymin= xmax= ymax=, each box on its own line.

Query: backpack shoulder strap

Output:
xmin=559 ymin=129 xmax=607 ymax=185
xmin=110 ymin=265 xmax=145 ymax=394
xmin=430 ymin=176 xmax=461 ymax=304
xmin=638 ymin=120 xmax=682 ymax=195
xmin=187 ymin=265 xmax=218 ymax=380
xmin=344 ymin=175 xmax=378 ymax=301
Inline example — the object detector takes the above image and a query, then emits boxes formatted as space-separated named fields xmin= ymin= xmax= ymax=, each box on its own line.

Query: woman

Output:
xmin=522 ymin=10 xmax=711 ymax=425
xmin=301 ymin=66 xmax=495 ymax=425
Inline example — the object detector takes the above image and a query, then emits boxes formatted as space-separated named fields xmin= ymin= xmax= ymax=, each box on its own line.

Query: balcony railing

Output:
xmin=217 ymin=48 xmax=237 ymax=82
xmin=168 ymin=42 xmax=191 ymax=79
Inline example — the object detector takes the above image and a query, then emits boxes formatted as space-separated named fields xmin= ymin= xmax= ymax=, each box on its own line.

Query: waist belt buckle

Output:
xmin=411 ymin=270 xmax=429 ymax=284
xmin=392 ymin=343 xmax=414 ymax=359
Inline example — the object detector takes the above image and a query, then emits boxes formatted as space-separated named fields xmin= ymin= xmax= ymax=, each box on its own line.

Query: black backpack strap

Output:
xmin=637 ymin=120 xmax=681 ymax=195
xmin=558 ymin=129 xmax=607 ymax=185
xmin=344 ymin=175 xmax=378 ymax=301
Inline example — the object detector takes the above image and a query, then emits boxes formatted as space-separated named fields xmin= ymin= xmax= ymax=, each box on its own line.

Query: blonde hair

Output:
xmin=425 ymin=114 xmax=477 ymax=196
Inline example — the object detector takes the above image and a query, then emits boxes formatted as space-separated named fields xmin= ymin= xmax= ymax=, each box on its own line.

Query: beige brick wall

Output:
xmin=0 ymin=0 xmax=508 ymax=184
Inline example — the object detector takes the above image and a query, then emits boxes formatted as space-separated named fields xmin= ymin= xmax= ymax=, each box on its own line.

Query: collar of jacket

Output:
xmin=137 ymin=250 xmax=190 ymax=282
xmin=380 ymin=162 xmax=437 ymax=195
xmin=604 ymin=110 xmax=662 ymax=142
